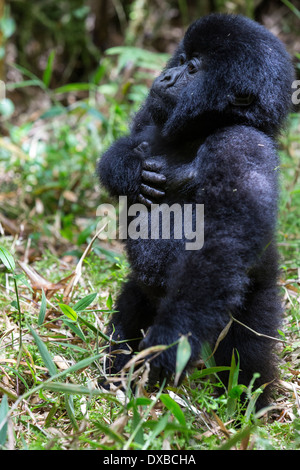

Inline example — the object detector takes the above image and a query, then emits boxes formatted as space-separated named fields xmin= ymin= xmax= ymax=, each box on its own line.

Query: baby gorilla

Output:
xmin=98 ymin=14 xmax=294 ymax=407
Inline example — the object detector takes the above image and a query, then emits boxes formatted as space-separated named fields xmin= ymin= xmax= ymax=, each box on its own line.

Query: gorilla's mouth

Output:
xmin=150 ymin=88 xmax=165 ymax=101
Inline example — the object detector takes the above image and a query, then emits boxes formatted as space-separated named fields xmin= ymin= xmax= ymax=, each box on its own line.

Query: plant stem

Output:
xmin=13 ymin=276 xmax=22 ymax=352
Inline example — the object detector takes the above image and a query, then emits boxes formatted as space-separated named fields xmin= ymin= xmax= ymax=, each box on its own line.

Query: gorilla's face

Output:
xmin=148 ymin=53 xmax=204 ymax=126
xmin=150 ymin=54 xmax=203 ymax=104
xmin=146 ymin=14 xmax=294 ymax=139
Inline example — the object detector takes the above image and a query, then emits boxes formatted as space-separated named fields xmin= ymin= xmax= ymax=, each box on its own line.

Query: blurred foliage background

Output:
xmin=0 ymin=0 xmax=299 ymax=252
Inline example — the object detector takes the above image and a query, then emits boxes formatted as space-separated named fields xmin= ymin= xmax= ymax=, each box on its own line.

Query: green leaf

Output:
xmin=61 ymin=354 xmax=103 ymax=376
xmin=0 ymin=395 xmax=9 ymax=447
xmin=201 ymin=342 xmax=216 ymax=368
xmin=63 ymin=318 xmax=86 ymax=342
xmin=192 ymin=366 xmax=232 ymax=379
xmin=40 ymin=106 xmax=66 ymax=119
xmin=132 ymin=405 xmax=144 ymax=446
xmin=127 ymin=397 xmax=153 ymax=409
xmin=54 ymin=83 xmax=94 ymax=94
xmin=42 ymin=383 xmax=120 ymax=403
xmin=59 ymin=303 xmax=78 ymax=321
xmin=77 ymin=316 xmax=97 ymax=334
xmin=175 ymin=335 xmax=191 ymax=385
xmin=160 ymin=394 xmax=186 ymax=427
xmin=228 ymin=350 xmax=240 ymax=392
xmin=228 ymin=385 xmax=245 ymax=399
xmin=73 ymin=293 xmax=97 ymax=312
xmin=42 ymin=50 xmax=55 ymax=87
xmin=27 ymin=324 xmax=57 ymax=377
xmin=45 ymin=401 xmax=60 ymax=428
xmin=142 ymin=412 xmax=170 ymax=450
xmin=0 ymin=246 xmax=15 ymax=272
xmin=218 ymin=425 xmax=256 ymax=450
xmin=106 ymin=293 xmax=113 ymax=309
xmin=38 ymin=290 xmax=47 ymax=326
xmin=93 ymin=421 xmax=125 ymax=444
xmin=65 ymin=394 xmax=78 ymax=431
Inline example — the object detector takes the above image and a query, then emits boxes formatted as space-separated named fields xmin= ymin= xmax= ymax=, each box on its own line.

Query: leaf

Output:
xmin=62 ymin=318 xmax=86 ymax=342
xmin=201 ymin=342 xmax=216 ymax=368
xmin=45 ymin=402 xmax=60 ymax=428
xmin=0 ymin=246 xmax=15 ymax=272
xmin=0 ymin=395 xmax=9 ymax=447
xmin=65 ymin=394 xmax=78 ymax=431
xmin=42 ymin=50 xmax=55 ymax=87
xmin=73 ymin=293 xmax=97 ymax=312
xmin=175 ymin=335 xmax=191 ymax=385
xmin=195 ymin=366 xmax=232 ymax=379
xmin=218 ymin=425 xmax=256 ymax=450
xmin=38 ymin=289 xmax=47 ymax=325
xmin=54 ymin=83 xmax=94 ymax=94
xmin=40 ymin=106 xmax=66 ymax=119
xmin=142 ymin=412 xmax=170 ymax=450
xmin=106 ymin=293 xmax=113 ymax=309
xmin=42 ymin=383 xmax=120 ymax=403
xmin=127 ymin=397 xmax=153 ymax=409
xmin=27 ymin=324 xmax=57 ymax=377
xmin=132 ymin=405 xmax=144 ymax=446
xmin=93 ymin=421 xmax=125 ymax=444
xmin=59 ymin=303 xmax=78 ymax=321
xmin=227 ymin=350 xmax=241 ymax=417
xmin=160 ymin=394 xmax=186 ymax=427
xmin=228 ymin=349 xmax=240 ymax=392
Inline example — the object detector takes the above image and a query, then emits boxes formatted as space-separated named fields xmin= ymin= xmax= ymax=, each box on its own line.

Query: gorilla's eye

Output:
xmin=187 ymin=60 xmax=198 ymax=74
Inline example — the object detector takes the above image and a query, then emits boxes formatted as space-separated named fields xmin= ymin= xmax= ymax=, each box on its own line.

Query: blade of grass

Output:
xmin=43 ymin=50 xmax=55 ymax=87
xmin=27 ymin=324 xmax=57 ymax=377
xmin=59 ymin=303 xmax=78 ymax=321
xmin=0 ymin=246 xmax=15 ymax=271
xmin=0 ymin=395 xmax=9 ymax=447
xmin=42 ymin=383 xmax=121 ymax=403
xmin=38 ymin=289 xmax=47 ymax=326
xmin=175 ymin=334 xmax=191 ymax=385
xmin=65 ymin=394 xmax=79 ymax=431
xmin=142 ymin=412 xmax=171 ymax=450
xmin=73 ymin=293 xmax=97 ymax=312
xmin=123 ymin=379 xmax=166 ymax=450
xmin=160 ymin=394 xmax=186 ymax=426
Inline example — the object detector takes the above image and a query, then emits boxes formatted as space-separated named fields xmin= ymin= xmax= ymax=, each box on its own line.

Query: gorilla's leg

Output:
xmin=105 ymin=277 xmax=157 ymax=375
xmin=214 ymin=285 xmax=282 ymax=408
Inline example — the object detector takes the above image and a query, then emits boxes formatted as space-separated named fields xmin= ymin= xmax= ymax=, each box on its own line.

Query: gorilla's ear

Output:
xmin=231 ymin=94 xmax=255 ymax=107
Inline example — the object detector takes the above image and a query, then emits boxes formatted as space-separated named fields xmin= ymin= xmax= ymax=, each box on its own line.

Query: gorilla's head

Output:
xmin=147 ymin=14 xmax=294 ymax=139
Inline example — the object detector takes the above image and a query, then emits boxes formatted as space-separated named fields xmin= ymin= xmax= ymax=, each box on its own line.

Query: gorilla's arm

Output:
xmin=97 ymin=135 xmax=147 ymax=201
xmin=97 ymin=101 xmax=169 ymax=204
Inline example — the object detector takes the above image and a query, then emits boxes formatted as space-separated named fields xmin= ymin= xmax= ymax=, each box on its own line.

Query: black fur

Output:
xmin=97 ymin=14 xmax=294 ymax=407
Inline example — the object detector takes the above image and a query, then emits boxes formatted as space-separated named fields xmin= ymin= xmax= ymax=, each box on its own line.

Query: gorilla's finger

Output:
xmin=142 ymin=170 xmax=166 ymax=185
xmin=137 ymin=193 xmax=153 ymax=207
xmin=141 ymin=183 xmax=165 ymax=199
xmin=143 ymin=161 xmax=163 ymax=172
xmin=135 ymin=141 xmax=150 ymax=155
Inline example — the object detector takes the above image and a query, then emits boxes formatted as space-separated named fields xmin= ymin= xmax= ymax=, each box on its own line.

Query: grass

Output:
xmin=0 ymin=48 xmax=299 ymax=450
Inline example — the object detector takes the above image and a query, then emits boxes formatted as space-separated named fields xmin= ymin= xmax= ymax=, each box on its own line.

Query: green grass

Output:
xmin=0 ymin=48 xmax=299 ymax=450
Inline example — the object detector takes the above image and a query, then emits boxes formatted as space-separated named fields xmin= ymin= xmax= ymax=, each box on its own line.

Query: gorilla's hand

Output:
xmin=138 ymin=325 xmax=183 ymax=386
xmin=134 ymin=142 xmax=166 ymax=207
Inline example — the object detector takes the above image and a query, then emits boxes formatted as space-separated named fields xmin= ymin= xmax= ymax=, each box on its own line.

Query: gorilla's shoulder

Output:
xmin=205 ymin=125 xmax=276 ymax=155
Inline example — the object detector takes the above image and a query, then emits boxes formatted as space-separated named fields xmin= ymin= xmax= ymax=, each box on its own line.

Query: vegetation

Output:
xmin=0 ymin=0 xmax=299 ymax=451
